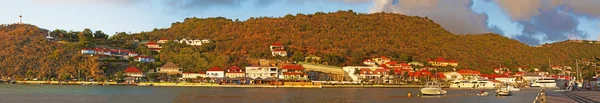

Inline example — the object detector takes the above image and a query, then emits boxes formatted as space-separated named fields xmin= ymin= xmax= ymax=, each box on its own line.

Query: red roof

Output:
xmin=271 ymin=42 xmax=283 ymax=46
xmin=227 ymin=66 xmax=244 ymax=73
xmin=149 ymin=48 xmax=161 ymax=50
xmin=380 ymin=56 xmax=391 ymax=60
xmin=436 ymin=73 xmax=446 ymax=78
xmin=435 ymin=57 xmax=447 ymax=62
xmin=207 ymin=66 xmax=223 ymax=71
xmin=146 ymin=41 xmax=158 ymax=45
xmin=457 ymin=70 xmax=480 ymax=75
xmin=426 ymin=58 xmax=433 ymax=62
xmin=385 ymin=61 xmax=397 ymax=65
xmin=449 ymin=60 xmax=457 ymax=63
xmin=282 ymin=64 xmax=304 ymax=70
xmin=124 ymin=66 xmax=142 ymax=73
xmin=400 ymin=63 xmax=410 ymax=67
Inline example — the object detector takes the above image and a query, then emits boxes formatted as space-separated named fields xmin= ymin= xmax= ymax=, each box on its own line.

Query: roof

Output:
xmin=146 ymin=41 xmax=158 ymax=45
xmin=271 ymin=42 xmax=283 ymax=46
xmin=457 ymin=69 xmax=480 ymax=74
xmin=207 ymin=66 xmax=223 ymax=71
xmin=273 ymin=49 xmax=286 ymax=52
xmin=400 ymin=63 xmax=410 ymax=67
xmin=385 ymin=61 xmax=397 ymax=65
xmin=380 ymin=56 xmax=391 ymax=60
xmin=124 ymin=66 xmax=142 ymax=73
xmin=161 ymin=62 xmax=180 ymax=68
xmin=435 ymin=57 xmax=447 ymax=62
xmin=227 ymin=66 xmax=244 ymax=73
xmin=282 ymin=64 xmax=304 ymax=70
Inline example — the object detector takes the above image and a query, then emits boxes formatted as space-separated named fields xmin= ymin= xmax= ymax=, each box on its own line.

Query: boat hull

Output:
xmin=420 ymin=88 xmax=447 ymax=95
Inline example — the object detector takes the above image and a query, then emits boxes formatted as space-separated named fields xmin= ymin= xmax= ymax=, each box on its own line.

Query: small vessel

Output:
xmin=477 ymin=90 xmax=489 ymax=96
xmin=507 ymin=85 xmax=520 ymax=91
xmin=420 ymin=82 xmax=447 ymax=95
xmin=496 ymin=83 xmax=512 ymax=96
xmin=450 ymin=80 xmax=497 ymax=89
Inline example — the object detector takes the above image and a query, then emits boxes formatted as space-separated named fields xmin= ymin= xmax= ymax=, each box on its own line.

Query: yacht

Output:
xmin=450 ymin=80 xmax=496 ymax=89
xmin=474 ymin=80 xmax=497 ymax=89
xmin=531 ymin=78 xmax=557 ymax=88
xmin=420 ymin=82 xmax=447 ymax=95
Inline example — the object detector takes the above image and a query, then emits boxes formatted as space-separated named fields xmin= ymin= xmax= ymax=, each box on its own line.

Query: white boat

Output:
xmin=449 ymin=80 xmax=477 ymax=88
xmin=450 ymin=80 xmax=496 ymax=89
xmin=496 ymin=84 xmax=512 ymax=96
xmin=531 ymin=78 xmax=557 ymax=88
xmin=507 ymin=85 xmax=520 ymax=91
xmin=477 ymin=91 xmax=489 ymax=96
xmin=420 ymin=82 xmax=447 ymax=95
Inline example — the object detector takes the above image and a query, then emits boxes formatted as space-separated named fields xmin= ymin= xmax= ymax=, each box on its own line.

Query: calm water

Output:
xmin=0 ymin=84 xmax=542 ymax=103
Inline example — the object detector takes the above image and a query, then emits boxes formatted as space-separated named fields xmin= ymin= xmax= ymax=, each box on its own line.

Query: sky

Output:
xmin=1 ymin=0 xmax=600 ymax=45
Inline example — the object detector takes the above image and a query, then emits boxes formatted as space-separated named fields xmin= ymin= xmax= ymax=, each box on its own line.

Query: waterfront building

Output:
xmin=206 ymin=66 xmax=225 ymax=78
xmin=157 ymin=62 xmax=182 ymax=75
xmin=226 ymin=66 xmax=245 ymax=78
xmin=124 ymin=66 xmax=143 ymax=83
xmin=457 ymin=70 xmax=481 ymax=80
xmin=245 ymin=66 xmax=279 ymax=79
xmin=343 ymin=66 xmax=387 ymax=82
xmin=279 ymin=64 xmax=308 ymax=81
xmin=183 ymin=71 xmax=207 ymax=79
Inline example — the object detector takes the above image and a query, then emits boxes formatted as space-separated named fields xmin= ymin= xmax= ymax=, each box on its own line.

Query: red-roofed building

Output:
xmin=270 ymin=42 xmax=284 ymax=51
xmin=279 ymin=64 xmax=308 ymax=80
xmin=226 ymin=66 xmax=245 ymax=78
xmin=457 ymin=70 xmax=481 ymax=80
xmin=271 ymin=49 xmax=287 ymax=57
xmin=146 ymin=41 xmax=162 ymax=52
xmin=124 ymin=66 xmax=143 ymax=77
xmin=207 ymin=66 xmax=224 ymax=78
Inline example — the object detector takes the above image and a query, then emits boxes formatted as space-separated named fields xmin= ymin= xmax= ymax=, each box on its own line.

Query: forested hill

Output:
xmin=116 ymin=10 xmax=600 ymax=73
xmin=0 ymin=24 xmax=102 ymax=79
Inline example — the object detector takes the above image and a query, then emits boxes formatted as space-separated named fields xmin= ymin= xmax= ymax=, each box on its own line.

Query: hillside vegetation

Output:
xmin=2 ymin=10 xmax=600 ymax=79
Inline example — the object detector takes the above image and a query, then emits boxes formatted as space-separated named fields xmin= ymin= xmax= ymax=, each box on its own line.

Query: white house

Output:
xmin=157 ymin=62 xmax=182 ymax=75
xmin=206 ymin=66 xmax=225 ymax=78
xmin=343 ymin=66 xmax=386 ymax=82
xmin=183 ymin=71 xmax=207 ymax=79
xmin=245 ymin=66 xmax=279 ymax=79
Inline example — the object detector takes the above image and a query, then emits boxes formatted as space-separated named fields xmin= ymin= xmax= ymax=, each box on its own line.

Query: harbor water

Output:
xmin=0 ymin=84 xmax=541 ymax=103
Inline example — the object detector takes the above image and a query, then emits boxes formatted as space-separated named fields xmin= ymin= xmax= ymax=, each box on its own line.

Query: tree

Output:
xmin=25 ymin=70 xmax=34 ymax=79
xmin=292 ymin=52 xmax=304 ymax=62
xmin=115 ymin=71 xmax=126 ymax=81
xmin=93 ymin=30 xmax=108 ymax=39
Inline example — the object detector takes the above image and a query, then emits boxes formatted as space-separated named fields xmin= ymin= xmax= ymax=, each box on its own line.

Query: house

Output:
xmin=183 ymin=71 xmax=207 ymax=79
xmin=428 ymin=57 xmax=458 ymax=67
xmin=272 ymin=49 xmax=288 ymax=57
xmin=157 ymin=38 xmax=168 ymax=44
xmin=373 ymin=56 xmax=391 ymax=65
xmin=245 ymin=66 xmax=279 ymax=79
xmin=81 ymin=48 xmax=95 ymax=54
xmin=146 ymin=41 xmax=162 ymax=52
xmin=134 ymin=56 xmax=155 ymax=63
xmin=156 ymin=62 xmax=182 ymax=75
xmin=201 ymin=39 xmax=210 ymax=43
xmin=408 ymin=61 xmax=424 ymax=66
xmin=363 ymin=59 xmax=376 ymax=66
xmin=551 ymin=65 xmax=563 ymax=71
xmin=343 ymin=66 xmax=387 ymax=82
xmin=270 ymin=42 xmax=284 ymax=51
xmin=304 ymin=55 xmax=321 ymax=63
xmin=124 ymin=66 xmax=143 ymax=84
xmin=226 ymin=66 xmax=245 ymax=78
xmin=206 ymin=66 xmax=225 ymax=78
xmin=279 ymin=64 xmax=308 ymax=80
xmin=457 ymin=70 xmax=481 ymax=81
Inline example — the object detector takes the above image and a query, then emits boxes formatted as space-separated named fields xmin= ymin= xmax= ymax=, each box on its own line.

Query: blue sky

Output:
xmin=1 ymin=0 xmax=599 ymax=45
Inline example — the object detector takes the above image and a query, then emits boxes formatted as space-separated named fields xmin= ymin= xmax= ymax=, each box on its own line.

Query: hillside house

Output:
xmin=408 ymin=61 xmax=424 ymax=66
xmin=272 ymin=49 xmax=288 ymax=57
xmin=428 ymin=57 xmax=458 ymax=67
xmin=373 ymin=56 xmax=392 ymax=65
xmin=134 ymin=56 xmax=155 ymax=63
xmin=81 ymin=48 xmax=95 ymax=54
xmin=363 ymin=59 xmax=376 ymax=66
xmin=157 ymin=38 xmax=168 ymax=44
xmin=146 ymin=41 xmax=162 ymax=52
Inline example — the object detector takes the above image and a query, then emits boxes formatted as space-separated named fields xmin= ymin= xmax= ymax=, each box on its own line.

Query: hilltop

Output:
xmin=117 ymin=10 xmax=600 ymax=73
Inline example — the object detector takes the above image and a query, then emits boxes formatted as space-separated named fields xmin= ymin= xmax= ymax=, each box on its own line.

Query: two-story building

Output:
xmin=226 ymin=66 xmax=245 ymax=78
xmin=206 ymin=66 xmax=225 ymax=78
xmin=245 ymin=66 xmax=279 ymax=79
xmin=124 ymin=66 xmax=143 ymax=83
xmin=156 ymin=62 xmax=182 ymax=75
xmin=183 ymin=71 xmax=207 ymax=79
xmin=279 ymin=64 xmax=308 ymax=81
xmin=146 ymin=41 xmax=162 ymax=52
xmin=270 ymin=42 xmax=287 ymax=57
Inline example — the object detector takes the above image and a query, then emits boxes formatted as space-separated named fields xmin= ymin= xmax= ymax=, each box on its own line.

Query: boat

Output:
xmin=506 ymin=85 xmax=520 ymax=91
xmin=420 ymin=82 xmax=447 ymax=95
xmin=531 ymin=78 xmax=557 ymax=88
xmin=450 ymin=80 xmax=496 ymax=89
xmin=477 ymin=90 xmax=489 ymax=96
xmin=496 ymin=83 xmax=512 ymax=96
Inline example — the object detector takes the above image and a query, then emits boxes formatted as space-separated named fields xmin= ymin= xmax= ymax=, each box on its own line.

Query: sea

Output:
xmin=0 ymin=84 xmax=543 ymax=103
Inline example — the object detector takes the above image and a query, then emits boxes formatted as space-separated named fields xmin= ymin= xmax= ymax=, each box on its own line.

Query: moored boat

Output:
xmin=420 ymin=82 xmax=447 ymax=95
